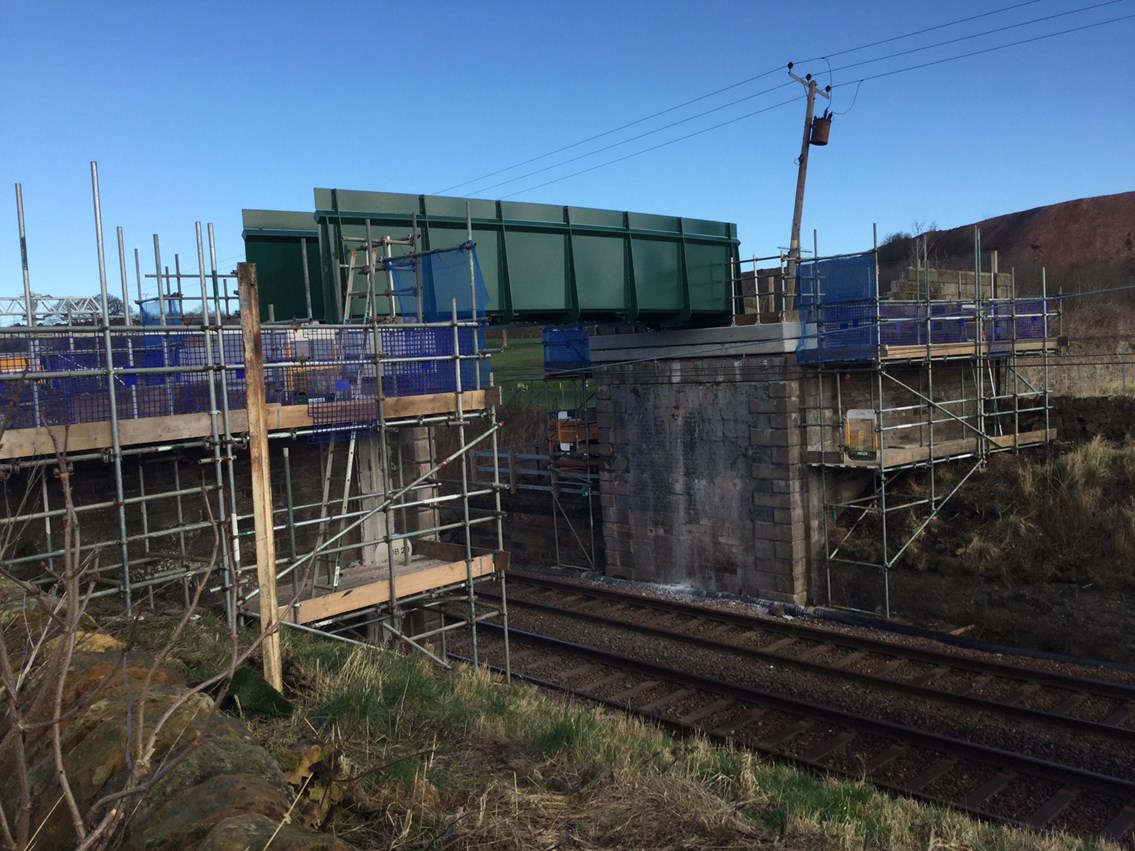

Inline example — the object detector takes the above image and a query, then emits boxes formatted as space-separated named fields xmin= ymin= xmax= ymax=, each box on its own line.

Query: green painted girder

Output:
xmin=241 ymin=210 xmax=324 ymax=322
xmin=243 ymin=190 xmax=739 ymax=326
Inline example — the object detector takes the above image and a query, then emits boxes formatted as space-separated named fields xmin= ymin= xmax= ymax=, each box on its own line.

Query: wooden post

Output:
xmin=237 ymin=263 xmax=283 ymax=691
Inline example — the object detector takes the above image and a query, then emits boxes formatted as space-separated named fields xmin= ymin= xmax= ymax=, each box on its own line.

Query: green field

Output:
xmin=486 ymin=332 xmax=592 ymax=413
xmin=489 ymin=334 xmax=545 ymax=389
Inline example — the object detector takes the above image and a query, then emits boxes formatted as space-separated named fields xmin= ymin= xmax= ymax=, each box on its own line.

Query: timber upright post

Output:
xmin=237 ymin=262 xmax=284 ymax=691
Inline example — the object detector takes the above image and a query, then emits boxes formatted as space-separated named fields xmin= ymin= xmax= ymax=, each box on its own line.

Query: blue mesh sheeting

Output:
xmin=140 ymin=297 xmax=183 ymax=326
xmin=384 ymin=242 xmax=491 ymax=322
xmin=810 ymin=301 xmax=878 ymax=356
xmin=796 ymin=253 xmax=879 ymax=363
xmin=543 ymin=326 xmax=591 ymax=375
xmin=794 ymin=251 xmax=1048 ymax=363
xmin=796 ymin=253 xmax=878 ymax=309
xmin=927 ymin=302 xmax=971 ymax=344
xmin=303 ymin=327 xmax=374 ymax=441
xmin=302 ymin=325 xmax=485 ymax=442
xmin=0 ymin=321 xmax=488 ymax=440
xmin=987 ymin=299 xmax=1047 ymax=342
xmin=380 ymin=325 xmax=481 ymax=398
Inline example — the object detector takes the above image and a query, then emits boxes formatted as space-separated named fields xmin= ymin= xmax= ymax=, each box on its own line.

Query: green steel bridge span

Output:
xmin=242 ymin=189 xmax=740 ymax=327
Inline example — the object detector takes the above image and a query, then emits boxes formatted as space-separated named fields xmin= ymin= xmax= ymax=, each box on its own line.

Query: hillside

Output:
xmin=879 ymin=190 xmax=1135 ymax=286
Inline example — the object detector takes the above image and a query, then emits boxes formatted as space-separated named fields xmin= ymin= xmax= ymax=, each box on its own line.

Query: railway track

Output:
xmin=450 ymin=571 xmax=1135 ymax=843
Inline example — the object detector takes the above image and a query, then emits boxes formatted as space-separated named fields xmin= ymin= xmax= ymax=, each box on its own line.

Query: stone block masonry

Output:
xmin=591 ymin=325 xmax=811 ymax=604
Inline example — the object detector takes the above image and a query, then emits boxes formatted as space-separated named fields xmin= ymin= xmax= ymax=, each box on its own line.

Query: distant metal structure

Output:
xmin=0 ymin=294 xmax=107 ymax=324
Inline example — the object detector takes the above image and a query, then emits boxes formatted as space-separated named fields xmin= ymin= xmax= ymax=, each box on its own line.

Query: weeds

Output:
xmin=929 ymin=438 xmax=1135 ymax=588
xmin=229 ymin=628 xmax=1123 ymax=850
xmin=0 ymin=430 xmax=277 ymax=849
xmin=529 ymin=703 xmax=604 ymax=757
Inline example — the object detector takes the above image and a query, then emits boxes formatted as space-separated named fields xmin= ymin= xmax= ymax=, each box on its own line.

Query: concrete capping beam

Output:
xmin=589 ymin=322 xmax=801 ymax=363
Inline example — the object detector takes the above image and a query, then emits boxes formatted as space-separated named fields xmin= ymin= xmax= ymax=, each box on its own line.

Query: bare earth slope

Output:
xmin=938 ymin=191 xmax=1134 ymax=270
xmin=884 ymin=190 xmax=1135 ymax=279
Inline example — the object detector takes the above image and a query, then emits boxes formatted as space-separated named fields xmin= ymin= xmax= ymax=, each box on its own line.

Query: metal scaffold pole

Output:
xmin=90 ymin=162 xmax=134 ymax=614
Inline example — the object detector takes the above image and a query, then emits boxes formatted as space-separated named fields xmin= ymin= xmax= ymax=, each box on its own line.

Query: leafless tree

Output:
xmin=0 ymin=416 xmax=285 ymax=850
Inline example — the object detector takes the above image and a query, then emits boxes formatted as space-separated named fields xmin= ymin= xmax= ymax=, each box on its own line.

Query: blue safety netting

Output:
xmin=543 ymin=326 xmax=591 ymax=376
xmin=383 ymin=241 xmax=491 ymax=322
xmin=140 ymin=296 xmax=183 ymax=326
xmin=0 ymin=322 xmax=489 ymax=437
xmin=794 ymin=253 xmax=1047 ymax=363
xmin=795 ymin=252 xmax=879 ymax=363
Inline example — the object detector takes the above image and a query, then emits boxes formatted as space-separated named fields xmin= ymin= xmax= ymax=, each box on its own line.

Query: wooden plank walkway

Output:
xmin=0 ymin=388 xmax=498 ymax=460
xmin=278 ymin=541 xmax=509 ymax=625
xmin=805 ymin=428 xmax=1055 ymax=468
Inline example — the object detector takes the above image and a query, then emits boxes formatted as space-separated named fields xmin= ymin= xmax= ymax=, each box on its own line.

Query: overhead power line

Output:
xmin=435 ymin=0 xmax=1067 ymax=196
xmin=495 ymin=11 xmax=1134 ymax=200
xmin=468 ymin=81 xmax=795 ymax=196
xmin=815 ymin=0 xmax=1127 ymax=78
xmin=794 ymin=0 xmax=1046 ymax=64
xmin=433 ymin=67 xmax=784 ymax=196
xmin=831 ymin=12 xmax=1135 ymax=88
xmin=499 ymin=97 xmax=800 ymax=199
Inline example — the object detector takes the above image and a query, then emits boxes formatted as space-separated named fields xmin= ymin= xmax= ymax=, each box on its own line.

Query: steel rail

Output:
xmin=494 ymin=589 xmax=1135 ymax=748
xmin=453 ymin=624 xmax=1135 ymax=842
xmin=499 ymin=572 xmax=1135 ymax=703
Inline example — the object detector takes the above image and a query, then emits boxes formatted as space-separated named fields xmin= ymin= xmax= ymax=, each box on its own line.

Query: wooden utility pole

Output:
xmin=785 ymin=63 xmax=831 ymax=317
xmin=237 ymin=262 xmax=283 ymax=691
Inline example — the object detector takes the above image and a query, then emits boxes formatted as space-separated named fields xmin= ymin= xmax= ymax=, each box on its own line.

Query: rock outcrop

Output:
xmin=0 ymin=577 xmax=352 ymax=850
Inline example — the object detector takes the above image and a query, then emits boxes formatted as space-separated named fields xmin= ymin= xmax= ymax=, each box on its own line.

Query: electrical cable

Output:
xmin=793 ymin=0 xmax=1046 ymax=64
xmin=433 ymin=71 xmax=785 ymax=195
xmin=498 ymin=96 xmax=800 ymax=200
xmin=468 ymin=81 xmax=794 ymax=196
xmin=831 ymin=80 xmax=863 ymax=116
xmin=814 ymin=0 xmax=1127 ymax=79
xmin=494 ymin=12 xmax=1133 ymax=200
xmin=437 ymin=0 xmax=1087 ymax=196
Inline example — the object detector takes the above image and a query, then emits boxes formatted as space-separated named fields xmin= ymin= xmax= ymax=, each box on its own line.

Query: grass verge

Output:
xmin=108 ymin=609 xmax=1121 ymax=850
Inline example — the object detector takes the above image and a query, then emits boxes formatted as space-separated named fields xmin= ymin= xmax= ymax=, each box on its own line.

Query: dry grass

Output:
xmin=201 ymin=631 xmax=1120 ymax=851
xmin=443 ymin=758 xmax=774 ymax=850
xmin=939 ymin=438 xmax=1135 ymax=589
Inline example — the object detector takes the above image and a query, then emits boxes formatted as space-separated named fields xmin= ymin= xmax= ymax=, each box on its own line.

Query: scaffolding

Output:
xmin=797 ymin=232 xmax=1060 ymax=616
xmin=463 ymin=325 xmax=601 ymax=572
xmin=2 ymin=169 xmax=507 ymax=671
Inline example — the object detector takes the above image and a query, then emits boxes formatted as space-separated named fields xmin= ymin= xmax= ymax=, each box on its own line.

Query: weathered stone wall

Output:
xmin=591 ymin=338 xmax=1013 ymax=607
xmin=595 ymin=354 xmax=809 ymax=604
xmin=887 ymin=267 xmax=1014 ymax=301
xmin=804 ymin=365 xmax=981 ymax=459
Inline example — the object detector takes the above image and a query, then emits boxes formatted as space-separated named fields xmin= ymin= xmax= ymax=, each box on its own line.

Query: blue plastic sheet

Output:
xmin=794 ymin=252 xmax=1047 ymax=364
xmin=383 ymin=242 xmax=491 ymax=323
xmin=796 ymin=252 xmax=879 ymax=362
xmin=543 ymin=326 xmax=591 ymax=375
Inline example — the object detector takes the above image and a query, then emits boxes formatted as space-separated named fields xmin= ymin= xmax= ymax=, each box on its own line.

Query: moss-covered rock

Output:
xmin=197 ymin=813 xmax=353 ymax=851
xmin=0 ymin=581 xmax=354 ymax=850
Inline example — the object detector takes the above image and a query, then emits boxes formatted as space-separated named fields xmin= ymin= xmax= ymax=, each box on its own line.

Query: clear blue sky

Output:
xmin=3 ymin=0 xmax=1133 ymax=300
